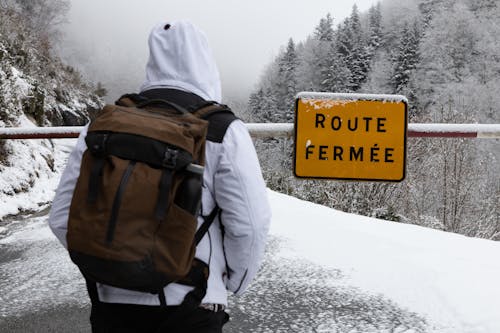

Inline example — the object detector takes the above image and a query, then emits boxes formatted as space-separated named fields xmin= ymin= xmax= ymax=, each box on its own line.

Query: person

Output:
xmin=48 ymin=20 xmax=271 ymax=333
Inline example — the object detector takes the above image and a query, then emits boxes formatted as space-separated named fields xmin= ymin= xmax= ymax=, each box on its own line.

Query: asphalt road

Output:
xmin=0 ymin=213 xmax=428 ymax=333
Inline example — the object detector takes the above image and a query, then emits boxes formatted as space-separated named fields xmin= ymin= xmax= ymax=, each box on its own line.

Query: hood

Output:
xmin=140 ymin=20 xmax=222 ymax=103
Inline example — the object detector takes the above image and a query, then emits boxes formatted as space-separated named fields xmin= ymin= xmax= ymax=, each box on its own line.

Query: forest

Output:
xmin=246 ymin=0 xmax=499 ymax=240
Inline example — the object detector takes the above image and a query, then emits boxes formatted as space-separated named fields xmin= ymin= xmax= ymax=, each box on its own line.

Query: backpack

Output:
xmin=66 ymin=94 xmax=236 ymax=305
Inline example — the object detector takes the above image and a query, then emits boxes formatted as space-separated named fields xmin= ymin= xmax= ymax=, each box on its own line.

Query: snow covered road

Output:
xmin=2 ymin=189 xmax=500 ymax=332
xmin=0 ymin=212 xmax=428 ymax=333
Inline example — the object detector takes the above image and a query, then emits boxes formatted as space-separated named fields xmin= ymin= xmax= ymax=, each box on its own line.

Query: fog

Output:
xmin=58 ymin=0 xmax=379 ymax=104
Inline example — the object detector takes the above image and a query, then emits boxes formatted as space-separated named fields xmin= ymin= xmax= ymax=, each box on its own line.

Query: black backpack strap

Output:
xmin=85 ymin=277 xmax=100 ymax=305
xmin=154 ymin=259 xmax=210 ymax=331
xmin=192 ymin=102 xmax=238 ymax=143
xmin=156 ymin=206 xmax=216 ymax=309
xmin=205 ymin=112 xmax=238 ymax=143
xmin=177 ymin=261 xmax=209 ymax=315
xmin=175 ymin=205 xmax=219 ymax=290
xmin=195 ymin=205 xmax=220 ymax=245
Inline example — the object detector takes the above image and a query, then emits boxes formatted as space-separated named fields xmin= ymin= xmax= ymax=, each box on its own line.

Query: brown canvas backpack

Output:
xmin=66 ymin=95 xmax=235 ymax=305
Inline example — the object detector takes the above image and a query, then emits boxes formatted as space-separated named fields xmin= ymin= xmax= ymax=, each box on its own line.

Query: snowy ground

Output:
xmin=0 ymin=213 xmax=429 ymax=332
xmin=0 ymin=131 xmax=74 ymax=219
xmin=1 ymin=140 xmax=499 ymax=332
xmin=1 ymin=191 xmax=499 ymax=332
xmin=264 ymin=192 xmax=500 ymax=333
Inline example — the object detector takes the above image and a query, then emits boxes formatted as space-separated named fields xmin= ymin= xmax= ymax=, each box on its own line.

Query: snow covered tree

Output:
xmin=391 ymin=22 xmax=420 ymax=93
xmin=418 ymin=0 xmax=448 ymax=27
xmin=275 ymin=38 xmax=298 ymax=122
xmin=348 ymin=5 xmax=370 ymax=91
xmin=310 ymin=13 xmax=349 ymax=93
xmin=367 ymin=2 xmax=383 ymax=51
xmin=335 ymin=5 xmax=370 ymax=92
xmin=314 ymin=13 xmax=334 ymax=42
xmin=11 ymin=0 xmax=69 ymax=39
xmin=309 ymin=14 xmax=337 ymax=91
xmin=390 ymin=21 xmax=421 ymax=116
xmin=416 ymin=2 xmax=482 ymax=112
xmin=361 ymin=49 xmax=393 ymax=93
xmin=247 ymin=88 xmax=265 ymax=122
xmin=321 ymin=46 xmax=352 ymax=93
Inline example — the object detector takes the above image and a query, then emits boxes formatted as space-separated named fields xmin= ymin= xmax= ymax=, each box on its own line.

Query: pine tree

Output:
xmin=367 ymin=3 xmax=383 ymax=55
xmin=349 ymin=5 xmax=370 ymax=91
xmin=390 ymin=22 xmax=420 ymax=94
xmin=335 ymin=18 xmax=355 ymax=91
xmin=418 ymin=0 xmax=447 ymax=28
xmin=320 ymin=45 xmax=351 ymax=93
xmin=264 ymin=88 xmax=280 ymax=123
xmin=312 ymin=13 xmax=340 ymax=92
xmin=314 ymin=13 xmax=334 ymax=42
xmin=335 ymin=5 xmax=370 ymax=92
xmin=247 ymin=88 xmax=264 ymax=122
xmin=276 ymin=38 xmax=298 ymax=121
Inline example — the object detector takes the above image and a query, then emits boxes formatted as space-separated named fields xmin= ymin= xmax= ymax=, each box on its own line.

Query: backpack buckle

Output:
xmin=162 ymin=148 xmax=178 ymax=169
xmin=88 ymin=133 xmax=108 ymax=157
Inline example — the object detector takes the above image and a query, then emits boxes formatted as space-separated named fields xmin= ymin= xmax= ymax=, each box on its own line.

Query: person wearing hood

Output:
xmin=48 ymin=20 xmax=271 ymax=332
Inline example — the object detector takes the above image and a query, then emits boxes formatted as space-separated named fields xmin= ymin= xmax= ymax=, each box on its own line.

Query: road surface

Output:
xmin=0 ymin=212 xmax=428 ymax=332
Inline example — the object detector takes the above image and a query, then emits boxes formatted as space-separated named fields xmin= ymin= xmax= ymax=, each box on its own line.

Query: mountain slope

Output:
xmin=0 ymin=5 xmax=103 ymax=216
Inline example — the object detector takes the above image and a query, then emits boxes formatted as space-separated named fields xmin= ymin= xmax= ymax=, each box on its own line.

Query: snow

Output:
xmin=245 ymin=123 xmax=294 ymax=138
xmin=11 ymin=67 xmax=32 ymax=96
xmin=1 ymin=141 xmax=500 ymax=332
xmin=0 ymin=216 xmax=85 ymax=316
xmin=0 ymin=125 xmax=85 ymax=137
xmin=0 ymin=122 xmax=76 ymax=218
xmin=296 ymin=91 xmax=409 ymax=103
xmin=269 ymin=191 xmax=500 ymax=333
xmin=409 ymin=123 xmax=500 ymax=136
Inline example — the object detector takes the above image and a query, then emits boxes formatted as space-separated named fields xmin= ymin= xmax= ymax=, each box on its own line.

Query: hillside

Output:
xmin=0 ymin=3 xmax=103 ymax=216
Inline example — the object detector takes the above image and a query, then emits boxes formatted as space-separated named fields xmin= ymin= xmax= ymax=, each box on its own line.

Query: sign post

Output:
xmin=294 ymin=92 xmax=408 ymax=181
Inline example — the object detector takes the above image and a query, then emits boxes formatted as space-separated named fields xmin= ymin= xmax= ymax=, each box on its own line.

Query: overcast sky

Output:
xmin=59 ymin=0 xmax=380 ymax=103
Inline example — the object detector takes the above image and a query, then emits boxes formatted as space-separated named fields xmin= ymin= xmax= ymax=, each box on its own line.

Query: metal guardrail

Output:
xmin=0 ymin=124 xmax=499 ymax=139
xmin=247 ymin=123 xmax=500 ymax=139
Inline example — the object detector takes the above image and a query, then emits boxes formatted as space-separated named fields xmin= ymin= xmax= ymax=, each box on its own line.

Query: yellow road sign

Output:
xmin=294 ymin=92 xmax=408 ymax=181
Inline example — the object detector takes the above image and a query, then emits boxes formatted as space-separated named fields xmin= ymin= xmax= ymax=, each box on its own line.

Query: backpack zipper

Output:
xmin=106 ymin=160 xmax=136 ymax=245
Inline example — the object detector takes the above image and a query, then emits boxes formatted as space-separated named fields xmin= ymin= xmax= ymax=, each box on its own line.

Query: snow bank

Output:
xmin=0 ymin=119 xmax=75 ymax=219
xmin=296 ymin=91 xmax=408 ymax=103
xmin=268 ymin=190 xmax=500 ymax=333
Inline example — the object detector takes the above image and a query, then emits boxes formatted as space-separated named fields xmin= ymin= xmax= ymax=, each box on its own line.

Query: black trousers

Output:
xmin=90 ymin=302 xmax=229 ymax=333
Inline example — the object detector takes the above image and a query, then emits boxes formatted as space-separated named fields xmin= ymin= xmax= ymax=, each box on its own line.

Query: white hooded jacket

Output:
xmin=48 ymin=20 xmax=271 ymax=307
xmin=141 ymin=20 xmax=222 ymax=103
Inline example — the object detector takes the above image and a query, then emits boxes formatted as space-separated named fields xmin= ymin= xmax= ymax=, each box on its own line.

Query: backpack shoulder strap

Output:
xmin=192 ymin=102 xmax=238 ymax=143
xmin=194 ymin=205 xmax=220 ymax=245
